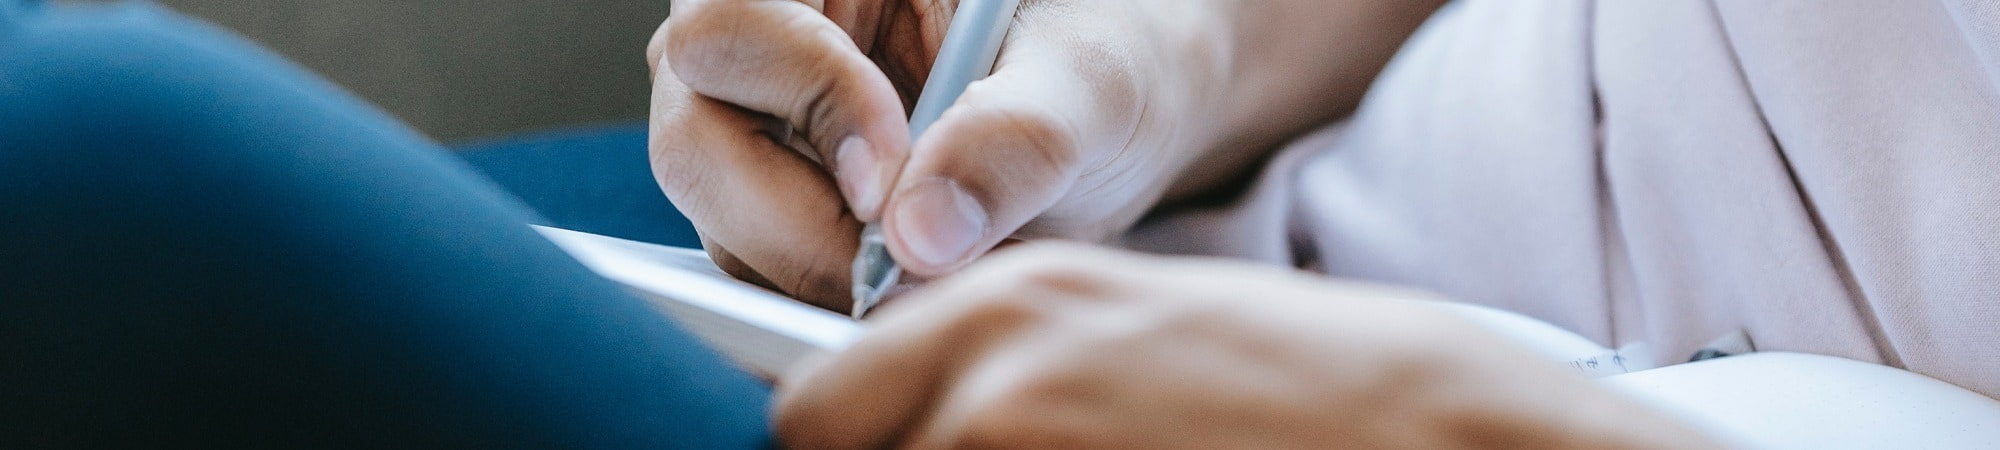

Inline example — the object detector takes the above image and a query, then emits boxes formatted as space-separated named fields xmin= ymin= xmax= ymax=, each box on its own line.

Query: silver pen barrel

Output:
xmin=850 ymin=224 xmax=900 ymax=318
xmin=847 ymin=0 xmax=1022 ymax=319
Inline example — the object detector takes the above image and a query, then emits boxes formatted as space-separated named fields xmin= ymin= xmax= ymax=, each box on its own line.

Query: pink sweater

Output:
xmin=1127 ymin=0 xmax=2000 ymax=397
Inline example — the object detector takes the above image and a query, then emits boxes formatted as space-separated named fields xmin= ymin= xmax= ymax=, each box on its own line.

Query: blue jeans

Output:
xmin=0 ymin=1 xmax=769 ymax=447
xmin=456 ymin=123 xmax=703 ymax=250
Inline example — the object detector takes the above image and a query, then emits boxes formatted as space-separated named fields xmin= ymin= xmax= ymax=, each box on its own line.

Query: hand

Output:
xmin=644 ymin=0 xmax=1233 ymax=310
xmin=774 ymin=244 xmax=1719 ymax=448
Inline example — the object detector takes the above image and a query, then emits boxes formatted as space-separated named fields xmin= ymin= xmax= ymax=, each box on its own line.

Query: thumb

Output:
xmin=882 ymin=51 xmax=1140 ymax=275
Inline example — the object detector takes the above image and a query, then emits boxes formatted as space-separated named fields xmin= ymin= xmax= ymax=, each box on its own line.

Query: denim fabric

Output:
xmin=456 ymin=123 xmax=703 ymax=250
xmin=0 ymin=3 xmax=769 ymax=447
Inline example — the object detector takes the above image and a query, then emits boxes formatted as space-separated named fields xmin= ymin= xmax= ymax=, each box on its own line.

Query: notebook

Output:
xmin=536 ymin=225 xmax=860 ymax=377
xmin=534 ymin=226 xmax=2000 ymax=448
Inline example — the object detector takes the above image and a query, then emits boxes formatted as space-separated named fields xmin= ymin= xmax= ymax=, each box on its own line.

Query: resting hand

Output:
xmin=774 ymin=243 xmax=1720 ymax=448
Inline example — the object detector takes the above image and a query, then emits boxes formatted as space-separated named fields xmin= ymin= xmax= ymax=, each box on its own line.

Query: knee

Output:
xmin=0 ymin=3 xmax=248 ymax=179
xmin=0 ymin=1 xmax=413 ymax=222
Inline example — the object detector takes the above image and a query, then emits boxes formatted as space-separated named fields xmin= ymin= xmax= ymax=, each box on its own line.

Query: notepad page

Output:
xmin=534 ymin=226 xmax=863 ymax=376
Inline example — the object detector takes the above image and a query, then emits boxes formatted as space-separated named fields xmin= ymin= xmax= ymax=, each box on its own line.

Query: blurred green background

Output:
xmin=60 ymin=0 xmax=672 ymax=142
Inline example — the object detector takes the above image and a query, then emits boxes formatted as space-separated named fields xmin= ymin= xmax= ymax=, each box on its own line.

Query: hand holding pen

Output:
xmin=849 ymin=0 xmax=1021 ymax=318
xmin=645 ymin=0 xmax=1249 ymax=312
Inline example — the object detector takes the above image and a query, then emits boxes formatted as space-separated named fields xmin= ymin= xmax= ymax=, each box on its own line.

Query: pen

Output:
xmin=850 ymin=0 xmax=1023 ymax=319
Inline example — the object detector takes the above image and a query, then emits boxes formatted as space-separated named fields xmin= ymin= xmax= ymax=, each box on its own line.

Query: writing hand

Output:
xmin=645 ymin=0 xmax=1230 ymax=310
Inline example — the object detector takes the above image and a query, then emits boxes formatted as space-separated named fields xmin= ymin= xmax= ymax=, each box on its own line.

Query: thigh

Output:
xmin=456 ymin=124 xmax=704 ymax=249
xmin=0 ymin=3 xmax=768 ymax=448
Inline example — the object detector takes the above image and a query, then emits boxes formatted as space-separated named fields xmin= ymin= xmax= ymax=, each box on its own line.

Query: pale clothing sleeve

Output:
xmin=1125 ymin=0 xmax=2000 ymax=398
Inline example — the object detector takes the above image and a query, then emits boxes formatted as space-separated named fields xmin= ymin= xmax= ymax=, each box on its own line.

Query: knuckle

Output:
xmin=1001 ymin=363 xmax=1087 ymax=409
xmin=646 ymin=125 xmax=704 ymax=199
xmin=647 ymin=89 xmax=694 ymax=131
xmin=647 ymin=151 xmax=696 ymax=199
xmin=646 ymin=21 xmax=669 ymax=71
xmin=664 ymin=0 xmax=736 ymax=36
xmin=947 ymin=243 xmax=1118 ymax=310
xmin=948 ymin=290 xmax=1050 ymax=336
xmin=661 ymin=0 xmax=753 ymax=86
xmin=668 ymin=1 xmax=856 ymax=109
xmin=1011 ymin=261 xmax=1106 ymax=298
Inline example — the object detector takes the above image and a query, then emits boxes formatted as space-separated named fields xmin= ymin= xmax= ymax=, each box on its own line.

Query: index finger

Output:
xmin=649 ymin=56 xmax=866 ymax=309
xmin=664 ymin=0 xmax=911 ymax=219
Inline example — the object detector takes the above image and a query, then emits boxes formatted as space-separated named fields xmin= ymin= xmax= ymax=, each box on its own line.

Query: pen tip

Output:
xmin=851 ymin=224 xmax=902 ymax=319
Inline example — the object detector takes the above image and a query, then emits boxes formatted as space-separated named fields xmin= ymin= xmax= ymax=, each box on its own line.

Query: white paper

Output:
xmin=534 ymin=226 xmax=862 ymax=376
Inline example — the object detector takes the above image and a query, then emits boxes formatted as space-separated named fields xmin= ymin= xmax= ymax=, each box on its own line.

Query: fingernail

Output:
xmin=835 ymin=136 xmax=886 ymax=219
xmin=893 ymin=179 xmax=987 ymax=269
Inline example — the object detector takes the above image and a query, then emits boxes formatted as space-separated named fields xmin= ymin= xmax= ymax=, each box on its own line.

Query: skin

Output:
xmin=645 ymin=0 xmax=1442 ymax=310
xmin=775 ymin=244 xmax=1720 ymax=449
xmin=646 ymin=0 xmax=1721 ymax=447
